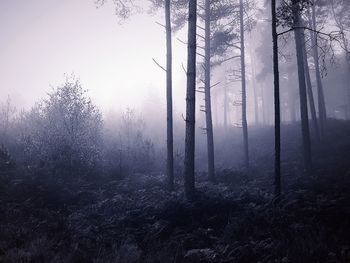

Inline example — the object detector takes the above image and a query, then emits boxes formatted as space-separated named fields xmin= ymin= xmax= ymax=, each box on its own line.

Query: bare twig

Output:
xmin=152 ymin=58 xmax=166 ymax=72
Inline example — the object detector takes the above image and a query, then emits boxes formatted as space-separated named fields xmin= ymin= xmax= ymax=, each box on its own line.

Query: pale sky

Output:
xmin=0 ymin=0 xmax=188 ymax=112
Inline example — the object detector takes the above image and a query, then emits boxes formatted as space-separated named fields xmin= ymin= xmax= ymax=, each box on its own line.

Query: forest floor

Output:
xmin=1 ymin=120 xmax=350 ymax=263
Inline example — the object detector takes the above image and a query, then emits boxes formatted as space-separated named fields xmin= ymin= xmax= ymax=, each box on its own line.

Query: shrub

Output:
xmin=19 ymin=77 xmax=103 ymax=178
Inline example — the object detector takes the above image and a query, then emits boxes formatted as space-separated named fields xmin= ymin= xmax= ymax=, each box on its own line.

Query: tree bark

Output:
xmin=239 ymin=0 xmax=249 ymax=169
xmin=204 ymin=0 xmax=216 ymax=183
xmin=184 ymin=0 xmax=197 ymax=200
xmin=293 ymin=2 xmax=312 ymax=175
xmin=271 ymin=0 xmax=281 ymax=196
xmin=165 ymin=0 xmax=174 ymax=191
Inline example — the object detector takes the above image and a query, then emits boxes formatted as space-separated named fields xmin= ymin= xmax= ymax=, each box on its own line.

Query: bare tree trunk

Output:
xmin=310 ymin=3 xmax=327 ymax=134
xmin=271 ymin=0 xmax=281 ymax=196
xmin=204 ymin=0 xmax=215 ymax=183
xmin=293 ymin=2 xmax=312 ymax=175
xmin=239 ymin=0 xmax=249 ymax=169
xmin=165 ymin=0 xmax=174 ymax=191
xmin=249 ymin=34 xmax=259 ymax=125
xmin=252 ymin=69 xmax=259 ymax=125
xmin=184 ymin=0 xmax=197 ymax=200
xmin=224 ymin=85 xmax=228 ymax=130
xmin=261 ymin=85 xmax=267 ymax=125
xmin=302 ymin=30 xmax=320 ymax=141
xmin=213 ymin=92 xmax=218 ymax=128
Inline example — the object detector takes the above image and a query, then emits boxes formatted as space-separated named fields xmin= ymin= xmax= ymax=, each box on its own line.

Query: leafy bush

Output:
xmin=19 ymin=77 xmax=103 ymax=178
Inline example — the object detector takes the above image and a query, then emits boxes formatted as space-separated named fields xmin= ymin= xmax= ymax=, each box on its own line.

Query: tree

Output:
xmin=239 ymin=0 xmax=249 ymax=169
xmin=98 ymin=0 xmax=175 ymax=189
xmin=302 ymin=30 xmax=320 ymax=141
xmin=309 ymin=1 xmax=327 ymax=133
xmin=200 ymin=0 xmax=255 ymax=171
xmin=208 ymin=0 xmax=256 ymax=169
xmin=292 ymin=0 xmax=312 ymax=175
xmin=165 ymin=0 xmax=174 ymax=191
xmin=330 ymin=0 xmax=350 ymax=117
xmin=204 ymin=0 xmax=216 ymax=183
xmin=277 ymin=0 xmax=316 ymax=174
xmin=197 ymin=0 xmax=239 ymax=182
xmin=20 ymin=77 xmax=103 ymax=177
xmin=271 ymin=0 xmax=281 ymax=196
xmin=184 ymin=0 xmax=197 ymax=200
xmin=95 ymin=0 xmax=140 ymax=20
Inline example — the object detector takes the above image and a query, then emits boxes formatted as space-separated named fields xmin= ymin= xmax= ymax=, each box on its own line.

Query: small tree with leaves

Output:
xmin=20 ymin=77 xmax=103 ymax=177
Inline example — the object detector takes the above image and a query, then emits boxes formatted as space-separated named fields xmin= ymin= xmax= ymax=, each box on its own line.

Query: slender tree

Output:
xmin=198 ymin=0 xmax=238 ymax=182
xmin=292 ymin=0 xmax=312 ymax=175
xmin=204 ymin=0 xmax=216 ymax=183
xmin=239 ymin=0 xmax=249 ymax=169
xmin=165 ymin=0 xmax=174 ymax=191
xmin=271 ymin=0 xmax=281 ymax=196
xmin=302 ymin=30 xmax=320 ymax=141
xmin=249 ymin=36 xmax=259 ymax=125
xmin=184 ymin=0 xmax=197 ymax=200
xmin=330 ymin=0 xmax=350 ymax=117
xmin=224 ymin=85 xmax=228 ymax=130
xmin=309 ymin=2 xmax=327 ymax=133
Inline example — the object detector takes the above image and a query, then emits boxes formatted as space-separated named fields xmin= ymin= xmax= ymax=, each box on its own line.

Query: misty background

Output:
xmin=1 ymin=0 xmax=347 ymax=124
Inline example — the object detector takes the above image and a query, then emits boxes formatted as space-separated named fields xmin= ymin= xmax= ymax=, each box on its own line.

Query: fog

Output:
xmin=1 ymin=0 xmax=350 ymax=262
xmin=0 ymin=0 xmax=188 ymax=111
xmin=2 ymin=1 xmax=348 ymax=124
xmin=0 ymin=0 xmax=265 ymax=123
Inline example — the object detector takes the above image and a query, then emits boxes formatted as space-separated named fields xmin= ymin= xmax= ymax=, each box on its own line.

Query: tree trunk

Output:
xmin=302 ymin=30 xmax=320 ymax=141
xmin=252 ymin=69 xmax=259 ymax=125
xmin=293 ymin=2 xmax=312 ymax=175
xmin=165 ymin=0 xmax=174 ymax=191
xmin=261 ymin=85 xmax=267 ymax=125
xmin=271 ymin=0 xmax=281 ymax=196
xmin=239 ymin=0 xmax=249 ymax=169
xmin=213 ymin=91 xmax=218 ymax=128
xmin=184 ymin=0 xmax=197 ymax=200
xmin=204 ymin=0 xmax=216 ymax=183
xmin=224 ymin=85 xmax=228 ymax=130
xmin=249 ymin=35 xmax=259 ymax=125
xmin=310 ymin=4 xmax=327 ymax=134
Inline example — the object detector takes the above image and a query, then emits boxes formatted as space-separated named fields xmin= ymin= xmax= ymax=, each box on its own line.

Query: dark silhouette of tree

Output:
xmin=184 ymin=0 xmax=197 ymax=200
xmin=196 ymin=0 xmax=240 ymax=182
xmin=164 ymin=0 xmax=174 ymax=191
xmin=239 ymin=0 xmax=249 ymax=169
xmin=291 ymin=0 xmax=313 ymax=175
xmin=271 ymin=0 xmax=281 ymax=196
xmin=302 ymin=30 xmax=321 ymax=141
xmin=97 ymin=0 xmax=190 ymax=190
xmin=200 ymin=0 xmax=255 ymax=171
xmin=309 ymin=1 xmax=327 ymax=134
xmin=203 ymin=0 xmax=215 ymax=183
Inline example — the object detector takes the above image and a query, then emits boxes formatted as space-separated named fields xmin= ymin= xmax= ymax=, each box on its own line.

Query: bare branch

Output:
xmin=152 ymin=58 xmax=166 ymax=72
xmin=211 ymin=82 xmax=221 ymax=89
xmin=155 ymin=21 xmax=166 ymax=28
